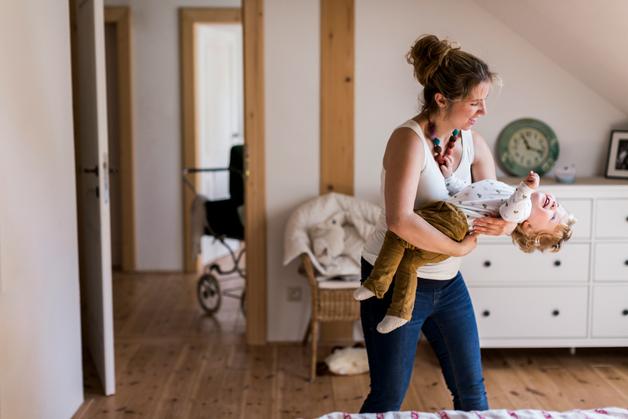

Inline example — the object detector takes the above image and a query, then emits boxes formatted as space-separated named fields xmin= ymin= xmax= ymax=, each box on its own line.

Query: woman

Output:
xmin=359 ymin=34 xmax=514 ymax=412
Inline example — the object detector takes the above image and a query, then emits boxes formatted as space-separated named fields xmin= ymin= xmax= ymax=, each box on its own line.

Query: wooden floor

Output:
xmin=75 ymin=268 xmax=628 ymax=418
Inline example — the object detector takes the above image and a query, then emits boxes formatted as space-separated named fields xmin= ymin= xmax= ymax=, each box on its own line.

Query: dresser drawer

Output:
xmin=594 ymin=243 xmax=628 ymax=281
xmin=592 ymin=286 xmax=628 ymax=337
xmin=469 ymin=287 xmax=588 ymax=338
xmin=555 ymin=199 xmax=591 ymax=239
xmin=461 ymin=243 xmax=590 ymax=283
xmin=596 ymin=199 xmax=628 ymax=238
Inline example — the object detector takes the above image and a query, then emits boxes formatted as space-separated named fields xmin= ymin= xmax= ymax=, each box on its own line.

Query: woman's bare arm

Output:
xmin=470 ymin=130 xmax=517 ymax=236
xmin=384 ymin=128 xmax=477 ymax=257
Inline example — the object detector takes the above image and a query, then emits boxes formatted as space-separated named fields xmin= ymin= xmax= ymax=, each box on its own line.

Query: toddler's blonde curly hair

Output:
xmin=511 ymin=214 xmax=576 ymax=253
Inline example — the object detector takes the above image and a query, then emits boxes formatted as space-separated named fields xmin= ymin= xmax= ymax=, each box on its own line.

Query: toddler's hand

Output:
xmin=439 ymin=155 xmax=454 ymax=178
xmin=524 ymin=171 xmax=540 ymax=189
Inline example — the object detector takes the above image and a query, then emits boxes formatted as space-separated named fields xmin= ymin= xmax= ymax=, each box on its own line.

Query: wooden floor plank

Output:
xmin=188 ymin=340 xmax=231 ymax=419
xmin=217 ymin=343 xmax=250 ymax=418
xmin=241 ymin=345 xmax=277 ymax=418
xmin=152 ymin=343 xmax=207 ymax=419
xmin=331 ymin=374 xmax=368 ymax=414
xmin=502 ymin=349 xmax=567 ymax=411
xmin=405 ymin=342 xmax=452 ymax=411
xmin=591 ymin=365 xmax=628 ymax=406
xmin=76 ymin=271 xmax=628 ymax=418
xmin=276 ymin=345 xmax=308 ymax=418
xmin=552 ymin=351 xmax=628 ymax=408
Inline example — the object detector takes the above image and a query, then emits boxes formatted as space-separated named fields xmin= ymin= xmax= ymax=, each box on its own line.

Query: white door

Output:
xmin=74 ymin=0 xmax=116 ymax=396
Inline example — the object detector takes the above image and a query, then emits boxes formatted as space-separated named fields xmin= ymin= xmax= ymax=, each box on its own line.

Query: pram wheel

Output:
xmin=197 ymin=273 xmax=222 ymax=314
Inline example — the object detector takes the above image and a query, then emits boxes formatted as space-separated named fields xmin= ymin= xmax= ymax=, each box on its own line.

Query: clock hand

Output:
xmin=522 ymin=135 xmax=545 ymax=154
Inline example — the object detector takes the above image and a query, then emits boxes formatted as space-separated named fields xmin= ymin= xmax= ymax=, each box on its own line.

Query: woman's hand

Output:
xmin=451 ymin=232 xmax=478 ymax=257
xmin=473 ymin=216 xmax=517 ymax=236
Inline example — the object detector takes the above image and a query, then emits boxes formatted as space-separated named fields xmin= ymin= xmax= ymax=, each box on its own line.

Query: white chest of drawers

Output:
xmin=461 ymin=177 xmax=628 ymax=348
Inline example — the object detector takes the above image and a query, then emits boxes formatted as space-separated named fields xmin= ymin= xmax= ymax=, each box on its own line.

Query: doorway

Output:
xmin=70 ymin=3 xmax=267 ymax=398
xmin=194 ymin=18 xmax=244 ymax=270
xmin=180 ymin=7 xmax=242 ymax=274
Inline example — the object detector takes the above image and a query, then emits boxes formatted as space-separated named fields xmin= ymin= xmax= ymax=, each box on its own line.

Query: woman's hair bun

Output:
xmin=406 ymin=34 xmax=460 ymax=86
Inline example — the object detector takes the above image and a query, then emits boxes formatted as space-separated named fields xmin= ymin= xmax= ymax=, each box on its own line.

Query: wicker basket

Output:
xmin=300 ymin=254 xmax=361 ymax=381
xmin=317 ymin=288 xmax=361 ymax=321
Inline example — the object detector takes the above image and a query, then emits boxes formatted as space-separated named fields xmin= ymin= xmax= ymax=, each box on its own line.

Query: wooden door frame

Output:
xmin=104 ymin=6 xmax=136 ymax=272
xmin=319 ymin=0 xmax=355 ymax=343
xmin=180 ymin=2 xmax=267 ymax=345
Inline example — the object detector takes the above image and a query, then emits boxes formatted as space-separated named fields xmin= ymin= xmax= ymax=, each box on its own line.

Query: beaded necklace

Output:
xmin=427 ymin=120 xmax=460 ymax=166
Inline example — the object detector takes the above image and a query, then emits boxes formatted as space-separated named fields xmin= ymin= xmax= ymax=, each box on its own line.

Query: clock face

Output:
xmin=497 ymin=119 xmax=559 ymax=176
xmin=507 ymin=128 xmax=549 ymax=168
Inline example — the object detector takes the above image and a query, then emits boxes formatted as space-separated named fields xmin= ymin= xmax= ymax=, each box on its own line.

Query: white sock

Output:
xmin=376 ymin=315 xmax=408 ymax=334
xmin=353 ymin=286 xmax=375 ymax=301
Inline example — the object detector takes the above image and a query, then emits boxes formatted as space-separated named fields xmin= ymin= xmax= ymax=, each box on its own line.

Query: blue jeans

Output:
xmin=359 ymin=258 xmax=488 ymax=413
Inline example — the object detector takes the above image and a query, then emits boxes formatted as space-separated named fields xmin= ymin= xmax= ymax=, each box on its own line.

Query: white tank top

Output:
xmin=361 ymin=119 xmax=476 ymax=280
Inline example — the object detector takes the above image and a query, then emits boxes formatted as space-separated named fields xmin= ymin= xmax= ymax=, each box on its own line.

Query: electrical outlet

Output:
xmin=287 ymin=286 xmax=302 ymax=302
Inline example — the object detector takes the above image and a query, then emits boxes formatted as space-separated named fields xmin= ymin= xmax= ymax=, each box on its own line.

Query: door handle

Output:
xmin=83 ymin=165 xmax=99 ymax=176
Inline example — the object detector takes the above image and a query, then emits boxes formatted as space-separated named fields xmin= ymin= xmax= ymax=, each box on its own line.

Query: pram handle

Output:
xmin=183 ymin=167 xmax=230 ymax=174
xmin=182 ymin=167 xmax=244 ymax=194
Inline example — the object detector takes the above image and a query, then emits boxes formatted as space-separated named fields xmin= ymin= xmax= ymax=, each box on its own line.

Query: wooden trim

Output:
xmin=320 ymin=0 xmax=354 ymax=195
xmin=319 ymin=0 xmax=355 ymax=343
xmin=105 ymin=6 xmax=136 ymax=272
xmin=180 ymin=7 xmax=241 ymax=23
xmin=180 ymin=9 xmax=196 ymax=274
xmin=180 ymin=7 xmax=241 ymax=274
xmin=180 ymin=4 xmax=267 ymax=345
xmin=242 ymin=0 xmax=267 ymax=345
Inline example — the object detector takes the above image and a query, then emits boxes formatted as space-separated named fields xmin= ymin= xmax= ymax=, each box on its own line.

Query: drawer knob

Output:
xmin=626 ymin=216 xmax=628 ymax=222
xmin=624 ymin=260 xmax=628 ymax=266
xmin=554 ymin=260 xmax=562 ymax=267
xmin=482 ymin=310 xmax=491 ymax=317
xmin=552 ymin=309 xmax=560 ymax=317
xmin=622 ymin=309 xmax=628 ymax=316
xmin=483 ymin=261 xmax=492 ymax=268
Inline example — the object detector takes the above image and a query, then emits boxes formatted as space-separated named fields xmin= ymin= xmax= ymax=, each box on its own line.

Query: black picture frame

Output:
xmin=605 ymin=130 xmax=628 ymax=179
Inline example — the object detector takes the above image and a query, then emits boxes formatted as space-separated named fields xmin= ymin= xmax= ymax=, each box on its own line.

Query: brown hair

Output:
xmin=406 ymin=34 xmax=498 ymax=117
xmin=510 ymin=216 xmax=576 ymax=253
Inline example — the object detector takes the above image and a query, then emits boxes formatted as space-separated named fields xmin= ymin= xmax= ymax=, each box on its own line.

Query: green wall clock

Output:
xmin=496 ymin=118 xmax=559 ymax=176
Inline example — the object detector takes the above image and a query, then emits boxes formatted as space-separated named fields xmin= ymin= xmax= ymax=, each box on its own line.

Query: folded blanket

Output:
xmin=284 ymin=192 xmax=381 ymax=278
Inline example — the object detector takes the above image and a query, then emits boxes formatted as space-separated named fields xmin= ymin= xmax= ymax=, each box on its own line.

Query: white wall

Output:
xmin=0 ymin=1 xmax=84 ymax=418
xmin=475 ymin=0 xmax=628 ymax=116
xmin=268 ymin=0 xmax=628 ymax=341
xmin=265 ymin=0 xmax=320 ymax=341
xmin=103 ymin=0 xmax=241 ymax=270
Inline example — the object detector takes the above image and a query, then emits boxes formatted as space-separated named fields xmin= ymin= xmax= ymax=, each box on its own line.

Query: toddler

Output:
xmin=354 ymin=171 xmax=576 ymax=333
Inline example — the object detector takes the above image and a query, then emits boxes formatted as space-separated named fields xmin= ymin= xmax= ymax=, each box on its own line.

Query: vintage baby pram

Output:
xmin=183 ymin=144 xmax=246 ymax=315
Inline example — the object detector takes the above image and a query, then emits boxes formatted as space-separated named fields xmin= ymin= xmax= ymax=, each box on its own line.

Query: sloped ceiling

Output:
xmin=474 ymin=0 xmax=628 ymax=116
